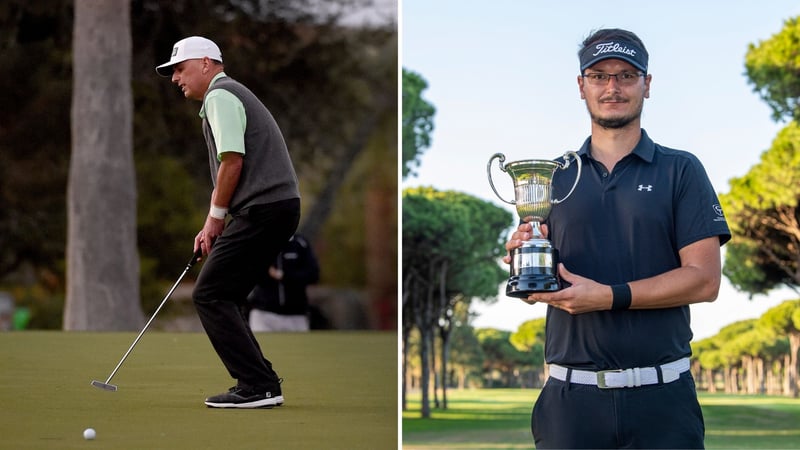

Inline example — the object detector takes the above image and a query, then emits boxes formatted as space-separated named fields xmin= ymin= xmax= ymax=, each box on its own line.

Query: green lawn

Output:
xmin=701 ymin=393 xmax=800 ymax=448
xmin=403 ymin=388 xmax=800 ymax=449
xmin=0 ymin=331 xmax=397 ymax=449
xmin=403 ymin=390 xmax=536 ymax=449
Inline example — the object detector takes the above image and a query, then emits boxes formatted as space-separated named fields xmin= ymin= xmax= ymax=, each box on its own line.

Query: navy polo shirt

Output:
xmin=544 ymin=129 xmax=730 ymax=370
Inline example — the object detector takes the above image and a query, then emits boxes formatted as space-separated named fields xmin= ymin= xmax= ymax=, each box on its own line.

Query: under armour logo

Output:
xmin=637 ymin=184 xmax=653 ymax=192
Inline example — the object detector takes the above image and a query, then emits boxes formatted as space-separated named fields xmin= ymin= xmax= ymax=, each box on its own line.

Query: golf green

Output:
xmin=0 ymin=331 xmax=397 ymax=449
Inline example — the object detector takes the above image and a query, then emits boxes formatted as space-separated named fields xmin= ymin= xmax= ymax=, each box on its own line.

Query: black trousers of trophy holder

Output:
xmin=192 ymin=198 xmax=300 ymax=390
xmin=531 ymin=372 xmax=705 ymax=449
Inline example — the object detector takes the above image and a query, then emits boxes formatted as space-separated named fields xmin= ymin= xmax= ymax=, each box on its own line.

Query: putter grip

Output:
xmin=189 ymin=249 xmax=202 ymax=267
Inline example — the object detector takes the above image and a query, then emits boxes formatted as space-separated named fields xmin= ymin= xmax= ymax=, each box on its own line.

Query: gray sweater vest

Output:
xmin=202 ymin=77 xmax=300 ymax=213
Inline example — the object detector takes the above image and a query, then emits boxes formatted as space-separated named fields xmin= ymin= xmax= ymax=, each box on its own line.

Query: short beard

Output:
xmin=591 ymin=112 xmax=637 ymax=129
xmin=587 ymin=98 xmax=643 ymax=129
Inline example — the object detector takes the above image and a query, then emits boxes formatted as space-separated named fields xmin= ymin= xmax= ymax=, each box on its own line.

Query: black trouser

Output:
xmin=192 ymin=198 xmax=300 ymax=389
xmin=532 ymin=372 xmax=705 ymax=449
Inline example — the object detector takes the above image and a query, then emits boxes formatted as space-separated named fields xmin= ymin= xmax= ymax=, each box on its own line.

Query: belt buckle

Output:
xmin=596 ymin=369 xmax=623 ymax=389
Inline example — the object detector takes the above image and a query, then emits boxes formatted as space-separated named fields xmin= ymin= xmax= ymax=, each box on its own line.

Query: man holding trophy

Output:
xmin=499 ymin=29 xmax=730 ymax=448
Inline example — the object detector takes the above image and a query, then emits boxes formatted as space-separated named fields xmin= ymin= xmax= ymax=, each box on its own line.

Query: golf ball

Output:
xmin=83 ymin=428 xmax=96 ymax=440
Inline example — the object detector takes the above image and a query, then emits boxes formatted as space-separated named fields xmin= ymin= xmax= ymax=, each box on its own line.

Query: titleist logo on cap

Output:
xmin=579 ymin=38 xmax=647 ymax=72
xmin=592 ymin=41 xmax=636 ymax=58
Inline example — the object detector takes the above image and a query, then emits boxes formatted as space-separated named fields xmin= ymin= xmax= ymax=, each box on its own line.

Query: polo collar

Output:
xmin=199 ymin=72 xmax=228 ymax=118
xmin=576 ymin=129 xmax=656 ymax=163
xmin=209 ymin=71 xmax=227 ymax=86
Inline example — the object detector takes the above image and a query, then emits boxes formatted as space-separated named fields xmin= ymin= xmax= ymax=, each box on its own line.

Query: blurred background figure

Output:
xmin=0 ymin=292 xmax=14 ymax=331
xmin=247 ymin=234 xmax=321 ymax=331
xmin=0 ymin=292 xmax=29 ymax=331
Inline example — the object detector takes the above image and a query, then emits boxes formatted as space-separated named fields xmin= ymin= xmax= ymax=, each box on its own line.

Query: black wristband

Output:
xmin=611 ymin=283 xmax=632 ymax=310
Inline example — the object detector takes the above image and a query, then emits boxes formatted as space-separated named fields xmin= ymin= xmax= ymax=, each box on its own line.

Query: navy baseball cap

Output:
xmin=579 ymin=40 xmax=648 ymax=73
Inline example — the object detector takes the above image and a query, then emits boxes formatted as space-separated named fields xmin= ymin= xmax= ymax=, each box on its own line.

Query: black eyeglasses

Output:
xmin=581 ymin=72 xmax=645 ymax=86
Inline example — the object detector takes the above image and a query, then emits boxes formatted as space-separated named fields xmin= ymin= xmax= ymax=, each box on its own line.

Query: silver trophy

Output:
xmin=487 ymin=152 xmax=582 ymax=297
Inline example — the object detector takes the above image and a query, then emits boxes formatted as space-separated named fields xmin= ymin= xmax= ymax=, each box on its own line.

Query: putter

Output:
xmin=91 ymin=249 xmax=202 ymax=391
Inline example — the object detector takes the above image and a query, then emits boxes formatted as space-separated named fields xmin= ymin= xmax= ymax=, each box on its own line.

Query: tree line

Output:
xmin=403 ymin=298 xmax=800 ymax=403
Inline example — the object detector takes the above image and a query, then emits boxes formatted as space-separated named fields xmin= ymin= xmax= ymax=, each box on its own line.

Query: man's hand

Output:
xmin=268 ymin=266 xmax=284 ymax=280
xmin=503 ymin=221 xmax=613 ymax=314
xmin=502 ymin=221 xmax=548 ymax=265
xmin=523 ymin=264 xmax=613 ymax=314
xmin=194 ymin=215 xmax=225 ymax=260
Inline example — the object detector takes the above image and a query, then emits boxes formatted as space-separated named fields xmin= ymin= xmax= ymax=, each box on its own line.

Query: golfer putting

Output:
xmin=155 ymin=36 xmax=301 ymax=408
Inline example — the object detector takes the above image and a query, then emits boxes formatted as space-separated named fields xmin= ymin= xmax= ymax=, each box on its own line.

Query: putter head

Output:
xmin=91 ymin=380 xmax=118 ymax=391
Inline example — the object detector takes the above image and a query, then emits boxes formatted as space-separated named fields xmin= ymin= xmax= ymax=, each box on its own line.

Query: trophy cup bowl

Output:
xmin=487 ymin=152 xmax=582 ymax=297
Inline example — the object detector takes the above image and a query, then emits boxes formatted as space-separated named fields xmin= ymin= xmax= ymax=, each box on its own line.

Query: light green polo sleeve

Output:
xmin=203 ymin=87 xmax=247 ymax=160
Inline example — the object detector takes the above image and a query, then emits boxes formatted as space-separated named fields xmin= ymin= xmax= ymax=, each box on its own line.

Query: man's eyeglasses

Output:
xmin=581 ymin=72 xmax=645 ymax=86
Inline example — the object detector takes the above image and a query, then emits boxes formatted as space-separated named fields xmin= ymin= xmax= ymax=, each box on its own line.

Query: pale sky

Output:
xmin=401 ymin=1 xmax=800 ymax=339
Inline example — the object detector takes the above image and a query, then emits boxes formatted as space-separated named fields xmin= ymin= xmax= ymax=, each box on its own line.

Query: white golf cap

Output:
xmin=155 ymin=36 xmax=222 ymax=76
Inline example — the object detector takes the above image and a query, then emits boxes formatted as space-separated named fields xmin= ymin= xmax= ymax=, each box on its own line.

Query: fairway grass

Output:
xmin=403 ymin=389 xmax=800 ymax=449
xmin=0 ymin=331 xmax=397 ymax=449
xmin=700 ymin=393 xmax=800 ymax=449
xmin=403 ymin=389 xmax=535 ymax=449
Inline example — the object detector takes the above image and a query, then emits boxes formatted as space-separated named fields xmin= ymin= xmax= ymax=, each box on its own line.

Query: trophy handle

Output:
xmin=552 ymin=151 xmax=582 ymax=204
xmin=487 ymin=153 xmax=516 ymax=205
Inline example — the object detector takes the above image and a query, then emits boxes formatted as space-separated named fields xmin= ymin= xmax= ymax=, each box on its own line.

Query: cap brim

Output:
xmin=581 ymin=54 xmax=647 ymax=73
xmin=155 ymin=62 xmax=176 ymax=77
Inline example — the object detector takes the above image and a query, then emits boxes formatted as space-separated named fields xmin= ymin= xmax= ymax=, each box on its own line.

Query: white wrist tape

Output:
xmin=209 ymin=204 xmax=228 ymax=219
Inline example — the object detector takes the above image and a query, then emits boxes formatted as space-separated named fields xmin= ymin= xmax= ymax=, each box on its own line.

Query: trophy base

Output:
xmin=506 ymin=242 xmax=561 ymax=297
xmin=505 ymin=275 xmax=561 ymax=298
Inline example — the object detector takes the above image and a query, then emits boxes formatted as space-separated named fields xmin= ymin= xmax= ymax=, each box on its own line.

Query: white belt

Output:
xmin=549 ymin=357 xmax=690 ymax=389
